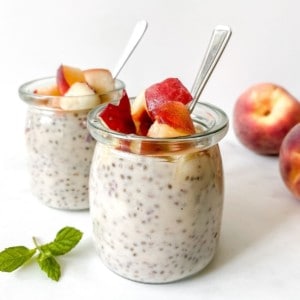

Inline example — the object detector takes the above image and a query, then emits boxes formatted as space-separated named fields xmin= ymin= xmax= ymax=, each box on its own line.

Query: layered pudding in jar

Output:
xmin=19 ymin=65 xmax=124 ymax=210
xmin=88 ymin=78 xmax=228 ymax=282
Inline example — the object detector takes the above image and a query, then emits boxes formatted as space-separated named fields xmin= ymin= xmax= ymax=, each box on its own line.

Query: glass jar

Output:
xmin=87 ymin=100 xmax=228 ymax=283
xmin=19 ymin=77 xmax=125 ymax=210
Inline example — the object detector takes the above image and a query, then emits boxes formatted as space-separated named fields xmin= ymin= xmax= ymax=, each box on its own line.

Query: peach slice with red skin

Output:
xmin=137 ymin=110 xmax=153 ymax=136
xmin=56 ymin=64 xmax=85 ymax=95
xmin=99 ymin=78 xmax=196 ymax=153
xmin=279 ymin=124 xmax=300 ymax=200
xmin=130 ymin=101 xmax=196 ymax=154
xmin=147 ymin=101 xmax=196 ymax=138
xmin=33 ymin=64 xmax=118 ymax=110
xmin=131 ymin=78 xmax=193 ymax=136
xmin=131 ymin=91 xmax=153 ymax=135
xmin=145 ymin=78 xmax=193 ymax=119
xmin=83 ymin=68 xmax=114 ymax=96
xmin=99 ymin=91 xmax=136 ymax=134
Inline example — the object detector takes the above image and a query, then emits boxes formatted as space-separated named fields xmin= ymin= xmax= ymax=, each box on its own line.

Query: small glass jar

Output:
xmin=19 ymin=77 xmax=125 ymax=210
xmin=87 ymin=100 xmax=228 ymax=283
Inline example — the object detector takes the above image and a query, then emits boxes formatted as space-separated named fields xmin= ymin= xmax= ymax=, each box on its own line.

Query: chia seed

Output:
xmin=89 ymin=143 xmax=224 ymax=283
xmin=25 ymin=107 xmax=95 ymax=210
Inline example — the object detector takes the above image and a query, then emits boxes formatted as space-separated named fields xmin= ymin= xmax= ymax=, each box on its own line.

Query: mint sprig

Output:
xmin=0 ymin=226 xmax=83 ymax=281
xmin=41 ymin=226 xmax=83 ymax=256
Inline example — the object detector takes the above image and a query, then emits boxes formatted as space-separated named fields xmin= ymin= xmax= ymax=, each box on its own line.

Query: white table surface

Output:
xmin=1 ymin=0 xmax=300 ymax=299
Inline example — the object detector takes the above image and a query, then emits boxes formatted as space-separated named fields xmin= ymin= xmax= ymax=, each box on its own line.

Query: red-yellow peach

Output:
xmin=34 ymin=84 xmax=60 ymax=96
xmin=279 ymin=124 xmax=300 ymax=200
xmin=56 ymin=64 xmax=85 ymax=95
xmin=233 ymin=83 xmax=300 ymax=155
xmin=147 ymin=101 xmax=196 ymax=138
xmin=131 ymin=90 xmax=153 ymax=135
xmin=60 ymin=82 xmax=100 ymax=110
xmin=145 ymin=78 xmax=192 ymax=120
xmin=83 ymin=68 xmax=114 ymax=96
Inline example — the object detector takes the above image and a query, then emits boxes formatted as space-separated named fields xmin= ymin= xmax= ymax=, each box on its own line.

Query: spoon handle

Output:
xmin=112 ymin=20 xmax=148 ymax=79
xmin=189 ymin=25 xmax=232 ymax=112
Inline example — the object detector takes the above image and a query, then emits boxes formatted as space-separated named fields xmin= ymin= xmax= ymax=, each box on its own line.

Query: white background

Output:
xmin=1 ymin=0 xmax=300 ymax=299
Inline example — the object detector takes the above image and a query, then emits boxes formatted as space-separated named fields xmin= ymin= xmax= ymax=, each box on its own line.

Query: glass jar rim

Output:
xmin=18 ymin=76 xmax=125 ymax=111
xmin=87 ymin=99 xmax=229 ymax=144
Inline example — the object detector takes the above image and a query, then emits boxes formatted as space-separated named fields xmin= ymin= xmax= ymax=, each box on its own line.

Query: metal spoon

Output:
xmin=112 ymin=20 xmax=148 ymax=79
xmin=189 ymin=25 xmax=232 ymax=112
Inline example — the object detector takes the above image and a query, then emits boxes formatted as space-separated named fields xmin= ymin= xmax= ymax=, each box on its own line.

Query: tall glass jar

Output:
xmin=87 ymin=100 xmax=228 ymax=283
xmin=19 ymin=77 xmax=125 ymax=210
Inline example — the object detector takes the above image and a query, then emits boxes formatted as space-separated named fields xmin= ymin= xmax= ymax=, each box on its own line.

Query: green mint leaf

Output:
xmin=0 ymin=246 xmax=36 ymax=272
xmin=41 ymin=226 xmax=83 ymax=256
xmin=0 ymin=226 xmax=83 ymax=281
xmin=37 ymin=254 xmax=61 ymax=281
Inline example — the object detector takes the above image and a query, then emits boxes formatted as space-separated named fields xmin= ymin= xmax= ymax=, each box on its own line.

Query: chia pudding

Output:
xmin=19 ymin=77 xmax=124 ymax=210
xmin=88 ymin=101 xmax=228 ymax=283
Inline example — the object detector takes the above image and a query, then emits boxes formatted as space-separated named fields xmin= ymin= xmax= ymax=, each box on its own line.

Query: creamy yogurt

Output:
xmin=25 ymin=107 xmax=94 ymax=209
xmin=19 ymin=77 xmax=124 ymax=210
xmin=88 ymin=101 xmax=228 ymax=283
xmin=89 ymin=144 xmax=223 ymax=282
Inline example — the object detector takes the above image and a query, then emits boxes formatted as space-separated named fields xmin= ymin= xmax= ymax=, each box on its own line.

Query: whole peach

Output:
xmin=279 ymin=124 xmax=300 ymax=200
xmin=233 ymin=83 xmax=300 ymax=155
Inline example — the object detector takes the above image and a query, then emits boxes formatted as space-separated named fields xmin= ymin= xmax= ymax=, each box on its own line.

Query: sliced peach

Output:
xmin=131 ymin=91 xmax=153 ymax=135
xmin=60 ymin=82 xmax=100 ymax=110
xmin=56 ymin=64 xmax=85 ymax=95
xmin=83 ymin=68 xmax=115 ymax=103
xmin=33 ymin=85 xmax=61 ymax=108
xmin=34 ymin=84 xmax=60 ymax=96
xmin=131 ymin=90 xmax=146 ymax=119
xmin=147 ymin=101 xmax=196 ymax=138
xmin=145 ymin=78 xmax=193 ymax=119
xmin=99 ymin=91 xmax=136 ymax=134
xmin=83 ymin=68 xmax=114 ymax=95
